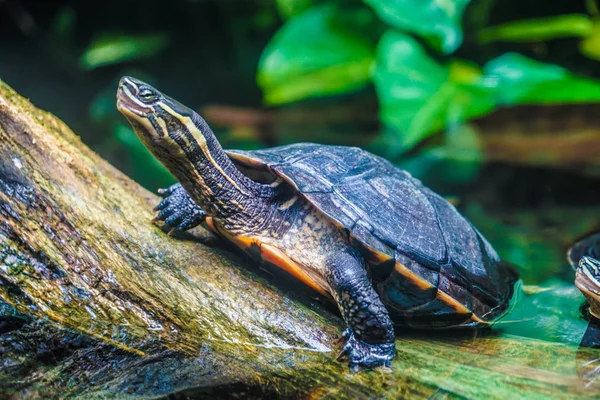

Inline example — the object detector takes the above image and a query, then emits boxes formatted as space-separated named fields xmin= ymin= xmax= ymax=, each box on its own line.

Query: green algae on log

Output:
xmin=0 ymin=78 xmax=599 ymax=399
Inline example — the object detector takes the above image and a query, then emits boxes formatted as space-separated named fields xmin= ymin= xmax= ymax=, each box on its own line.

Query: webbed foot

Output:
xmin=337 ymin=329 xmax=395 ymax=372
xmin=153 ymin=183 xmax=206 ymax=234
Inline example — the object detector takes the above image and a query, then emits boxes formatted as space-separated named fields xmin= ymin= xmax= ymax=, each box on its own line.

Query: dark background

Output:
xmin=1 ymin=0 xmax=599 ymax=282
xmin=1 ymin=0 xmax=597 ymax=182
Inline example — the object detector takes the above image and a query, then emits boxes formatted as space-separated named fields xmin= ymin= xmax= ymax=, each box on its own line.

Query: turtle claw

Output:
xmin=165 ymin=213 xmax=183 ymax=227
xmin=336 ymin=329 xmax=395 ymax=371
xmin=157 ymin=184 xmax=178 ymax=196
xmin=153 ymin=207 xmax=172 ymax=222
xmin=153 ymin=184 xmax=206 ymax=232
xmin=335 ymin=328 xmax=352 ymax=352
xmin=153 ymin=197 xmax=171 ymax=212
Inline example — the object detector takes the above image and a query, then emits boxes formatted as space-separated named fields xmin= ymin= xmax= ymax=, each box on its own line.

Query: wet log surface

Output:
xmin=0 ymin=79 xmax=599 ymax=399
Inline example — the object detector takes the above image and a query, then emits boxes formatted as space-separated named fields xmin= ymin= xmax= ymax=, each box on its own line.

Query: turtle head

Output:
xmin=117 ymin=76 xmax=257 ymax=204
xmin=117 ymin=76 xmax=200 ymax=156
xmin=117 ymin=76 xmax=165 ymax=117
xmin=116 ymin=76 xmax=226 ymax=175
xmin=576 ymin=256 xmax=600 ymax=320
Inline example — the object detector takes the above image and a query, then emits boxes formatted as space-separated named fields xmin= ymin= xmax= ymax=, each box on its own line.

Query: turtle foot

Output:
xmin=153 ymin=184 xmax=206 ymax=233
xmin=336 ymin=329 xmax=395 ymax=372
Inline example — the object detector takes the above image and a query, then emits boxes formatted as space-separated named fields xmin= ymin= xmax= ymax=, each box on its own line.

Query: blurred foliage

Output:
xmin=364 ymin=0 xmax=471 ymax=54
xmin=5 ymin=0 xmax=598 ymax=191
xmin=81 ymin=33 xmax=170 ymax=69
xmin=371 ymin=32 xmax=495 ymax=150
xmin=482 ymin=53 xmax=600 ymax=104
xmin=257 ymin=0 xmax=600 ymax=152
xmin=479 ymin=14 xmax=594 ymax=43
xmin=50 ymin=7 xmax=77 ymax=41
xmin=257 ymin=6 xmax=375 ymax=105
xmin=478 ymin=0 xmax=600 ymax=61
xmin=373 ymin=32 xmax=600 ymax=150
xmin=2 ymin=0 xmax=599 ymax=282
xmin=276 ymin=0 xmax=313 ymax=19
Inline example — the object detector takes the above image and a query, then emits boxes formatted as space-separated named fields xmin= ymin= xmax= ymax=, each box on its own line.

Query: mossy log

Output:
xmin=0 ymin=79 xmax=599 ymax=399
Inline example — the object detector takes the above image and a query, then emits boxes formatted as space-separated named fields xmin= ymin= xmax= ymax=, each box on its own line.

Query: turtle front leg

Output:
xmin=326 ymin=252 xmax=396 ymax=371
xmin=153 ymin=183 xmax=207 ymax=234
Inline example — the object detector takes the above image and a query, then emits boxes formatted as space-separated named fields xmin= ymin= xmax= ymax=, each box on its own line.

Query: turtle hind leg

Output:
xmin=153 ymin=183 xmax=207 ymax=234
xmin=326 ymin=251 xmax=396 ymax=371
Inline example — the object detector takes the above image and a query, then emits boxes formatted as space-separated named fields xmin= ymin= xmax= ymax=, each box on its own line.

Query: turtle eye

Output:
xmin=138 ymin=88 xmax=158 ymax=103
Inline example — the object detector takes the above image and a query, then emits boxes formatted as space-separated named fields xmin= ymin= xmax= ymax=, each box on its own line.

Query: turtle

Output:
xmin=116 ymin=76 xmax=520 ymax=370
xmin=568 ymin=233 xmax=600 ymax=320
xmin=568 ymin=234 xmax=600 ymax=385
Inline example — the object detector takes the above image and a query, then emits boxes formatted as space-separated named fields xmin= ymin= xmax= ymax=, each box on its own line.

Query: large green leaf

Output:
xmin=373 ymin=32 xmax=600 ymax=150
xmin=483 ymin=53 xmax=600 ymax=104
xmin=257 ymin=6 xmax=374 ymax=105
xmin=364 ymin=0 xmax=471 ymax=54
xmin=372 ymin=31 xmax=495 ymax=149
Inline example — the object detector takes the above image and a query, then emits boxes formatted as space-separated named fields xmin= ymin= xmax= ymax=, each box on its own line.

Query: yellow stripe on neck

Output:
xmin=158 ymin=103 xmax=248 ymax=196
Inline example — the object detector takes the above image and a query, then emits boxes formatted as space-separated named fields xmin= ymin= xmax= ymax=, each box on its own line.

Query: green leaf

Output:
xmin=483 ymin=53 xmax=600 ymax=104
xmin=257 ymin=6 xmax=374 ymax=105
xmin=372 ymin=32 xmax=600 ymax=149
xmin=479 ymin=14 xmax=592 ymax=44
xmin=372 ymin=31 xmax=495 ymax=149
xmin=80 ymin=33 xmax=170 ymax=70
xmin=481 ymin=15 xmax=600 ymax=63
xmin=364 ymin=0 xmax=471 ymax=54
xmin=276 ymin=0 xmax=312 ymax=19
xmin=580 ymin=22 xmax=600 ymax=61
